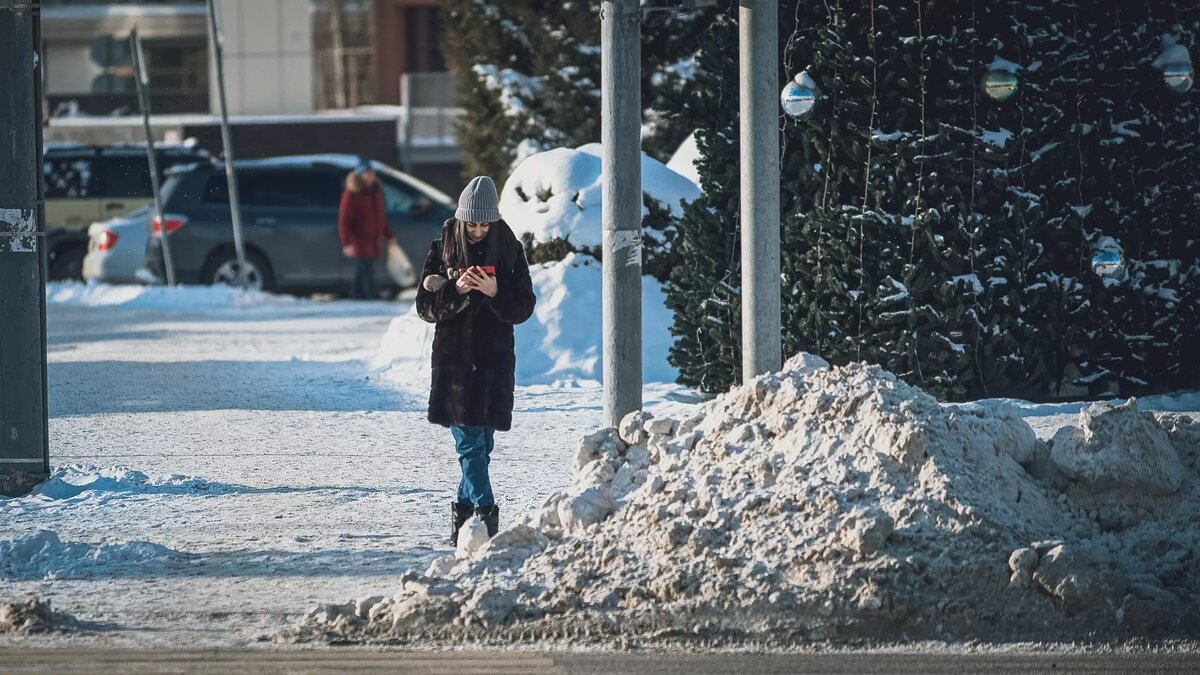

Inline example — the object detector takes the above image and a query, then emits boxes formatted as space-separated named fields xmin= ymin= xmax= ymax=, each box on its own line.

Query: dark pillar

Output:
xmin=0 ymin=0 xmax=50 ymax=497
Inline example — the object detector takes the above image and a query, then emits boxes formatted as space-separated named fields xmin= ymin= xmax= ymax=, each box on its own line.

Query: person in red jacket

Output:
xmin=338 ymin=160 xmax=394 ymax=299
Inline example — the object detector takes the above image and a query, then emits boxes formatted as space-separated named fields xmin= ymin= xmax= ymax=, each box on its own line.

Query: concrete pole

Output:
xmin=600 ymin=0 xmax=642 ymax=427
xmin=130 ymin=29 xmax=176 ymax=286
xmin=206 ymin=0 xmax=249 ymax=287
xmin=739 ymin=0 xmax=782 ymax=380
xmin=0 ymin=0 xmax=50 ymax=497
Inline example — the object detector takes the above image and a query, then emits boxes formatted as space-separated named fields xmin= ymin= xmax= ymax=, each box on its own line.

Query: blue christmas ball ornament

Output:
xmin=781 ymin=71 xmax=817 ymax=119
xmin=1163 ymin=62 xmax=1194 ymax=93
xmin=1091 ymin=250 xmax=1123 ymax=277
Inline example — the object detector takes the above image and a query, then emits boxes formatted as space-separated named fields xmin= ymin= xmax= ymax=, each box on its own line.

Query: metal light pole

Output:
xmin=205 ymin=0 xmax=249 ymax=287
xmin=600 ymin=0 xmax=642 ymax=427
xmin=0 ymin=0 xmax=49 ymax=497
xmin=130 ymin=29 xmax=176 ymax=286
xmin=739 ymin=0 xmax=782 ymax=380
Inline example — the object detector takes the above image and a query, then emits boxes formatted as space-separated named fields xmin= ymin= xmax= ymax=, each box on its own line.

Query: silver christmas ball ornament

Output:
xmin=982 ymin=70 xmax=1019 ymax=101
xmin=781 ymin=71 xmax=818 ymax=119
xmin=1163 ymin=62 xmax=1194 ymax=93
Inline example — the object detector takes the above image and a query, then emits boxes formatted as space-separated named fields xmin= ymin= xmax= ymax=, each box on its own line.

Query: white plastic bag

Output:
xmin=386 ymin=240 xmax=416 ymax=288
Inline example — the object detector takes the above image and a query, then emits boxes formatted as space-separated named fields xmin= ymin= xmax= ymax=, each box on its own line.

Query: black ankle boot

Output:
xmin=450 ymin=501 xmax=474 ymax=545
xmin=475 ymin=505 xmax=499 ymax=537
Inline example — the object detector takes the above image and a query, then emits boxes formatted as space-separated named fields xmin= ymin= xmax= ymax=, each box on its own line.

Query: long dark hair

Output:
xmin=441 ymin=218 xmax=523 ymax=274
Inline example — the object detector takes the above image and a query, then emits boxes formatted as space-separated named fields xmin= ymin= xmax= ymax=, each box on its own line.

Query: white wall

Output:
xmin=211 ymin=0 xmax=313 ymax=115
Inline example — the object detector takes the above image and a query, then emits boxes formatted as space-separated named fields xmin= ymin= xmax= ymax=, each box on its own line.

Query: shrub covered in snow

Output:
xmin=499 ymin=144 xmax=700 ymax=282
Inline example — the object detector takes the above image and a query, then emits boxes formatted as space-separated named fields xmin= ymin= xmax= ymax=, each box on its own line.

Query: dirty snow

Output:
xmin=293 ymin=354 xmax=1200 ymax=646
xmin=0 ymin=598 xmax=73 ymax=636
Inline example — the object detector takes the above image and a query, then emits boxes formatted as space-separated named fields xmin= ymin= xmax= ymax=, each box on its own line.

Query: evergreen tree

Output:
xmin=443 ymin=1 xmax=714 ymax=185
xmin=665 ymin=0 xmax=1200 ymax=399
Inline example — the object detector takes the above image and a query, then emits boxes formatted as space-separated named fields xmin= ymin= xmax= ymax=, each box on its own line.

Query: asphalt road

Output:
xmin=1 ymin=649 xmax=1198 ymax=674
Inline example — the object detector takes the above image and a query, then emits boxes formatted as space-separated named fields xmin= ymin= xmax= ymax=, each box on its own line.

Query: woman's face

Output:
xmin=466 ymin=221 xmax=491 ymax=244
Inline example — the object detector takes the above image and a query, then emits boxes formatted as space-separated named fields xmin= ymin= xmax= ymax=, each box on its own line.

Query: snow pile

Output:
xmin=0 ymin=598 xmax=74 ymax=635
xmin=498 ymin=144 xmax=700 ymax=248
xmin=1 ymin=530 xmax=189 ymax=581
xmin=30 ymin=465 xmax=230 ymax=501
xmin=46 ymin=281 xmax=298 ymax=311
xmin=291 ymin=356 xmax=1200 ymax=645
xmin=374 ymin=254 xmax=678 ymax=387
xmin=666 ymin=131 xmax=701 ymax=187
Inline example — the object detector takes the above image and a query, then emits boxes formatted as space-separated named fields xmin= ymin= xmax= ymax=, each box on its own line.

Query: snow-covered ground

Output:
xmin=0 ymin=282 xmax=691 ymax=646
xmin=3 ymin=281 xmax=1197 ymax=647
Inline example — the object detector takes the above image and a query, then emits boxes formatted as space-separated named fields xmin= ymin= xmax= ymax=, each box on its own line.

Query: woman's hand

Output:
xmin=422 ymin=274 xmax=447 ymax=292
xmin=455 ymin=272 xmax=475 ymax=295
xmin=470 ymin=268 xmax=498 ymax=297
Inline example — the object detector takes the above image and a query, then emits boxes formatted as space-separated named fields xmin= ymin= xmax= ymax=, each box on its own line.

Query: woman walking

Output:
xmin=338 ymin=159 xmax=394 ymax=299
xmin=416 ymin=176 xmax=536 ymax=544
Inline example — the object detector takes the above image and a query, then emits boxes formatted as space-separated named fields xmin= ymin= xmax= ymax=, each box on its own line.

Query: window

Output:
xmin=44 ymin=156 xmax=99 ymax=198
xmin=202 ymin=173 xmax=234 ymax=204
xmin=380 ymin=176 xmax=427 ymax=215
xmin=201 ymin=170 xmax=342 ymax=208
xmin=96 ymin=157 xmax=153 ymax=198
xmin=248 ymin=171 xmax=343 ymax=208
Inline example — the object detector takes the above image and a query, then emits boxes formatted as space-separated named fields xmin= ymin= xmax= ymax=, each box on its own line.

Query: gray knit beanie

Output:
xmin=455 ymin=175 xmax=501 ymax=223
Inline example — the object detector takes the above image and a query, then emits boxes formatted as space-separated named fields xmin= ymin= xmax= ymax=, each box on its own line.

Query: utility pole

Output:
xmin=740 ymin=0 xmax=782 ymax=380
xmin=206 ymin=0 xmax=249 ymax=287
xmin=600 ymin=0 xmax=642 ymax=427
xmin=130 ymin=29 xmax=176 ymax=286
xmin=0 ymin=0 xmax=50 ymax=497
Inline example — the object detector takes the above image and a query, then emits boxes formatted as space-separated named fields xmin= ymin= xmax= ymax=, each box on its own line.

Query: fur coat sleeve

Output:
xmin=482 ymin=250 xmax=535 ymax=325
xmin=416 ymin=239 xmax=468 ymax=323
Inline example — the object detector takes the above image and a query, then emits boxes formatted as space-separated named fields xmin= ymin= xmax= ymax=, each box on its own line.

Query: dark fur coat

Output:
xmin=416 ymin=219 xmax=536 ymax=431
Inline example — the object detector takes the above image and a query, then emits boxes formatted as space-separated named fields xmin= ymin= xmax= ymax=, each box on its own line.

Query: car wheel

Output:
xmin=49 ymin=246 xmax=86 ymax=281
xmin=204 ymin=250 xmax=274 ymax=292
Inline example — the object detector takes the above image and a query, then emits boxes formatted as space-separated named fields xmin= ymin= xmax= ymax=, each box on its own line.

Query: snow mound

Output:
xmin=30 ymin=465 xmax=232 ymax=501
xmin=292 ymin=357 xmax=1200 ymax=645
xmin=1050 ymin=399 xmax=1186 ymax=495
xmin=666 ymin=131 xmax=701 ymax=187
xmin=46 ymin=281 xmax=298 ymax=310
xmin=0 ymin=597 xmax=75 ymax=635
xmin=1 ymin=530 xmax=190 ymax=581
xmin=374 ymin=254 xmax=677 ymax=387
xmin=498 ymin=143 xmax=700 ymax=248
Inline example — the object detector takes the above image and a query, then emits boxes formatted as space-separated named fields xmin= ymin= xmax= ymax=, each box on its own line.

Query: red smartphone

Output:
xmin=448 ymin=266 xmax=495 ymax=278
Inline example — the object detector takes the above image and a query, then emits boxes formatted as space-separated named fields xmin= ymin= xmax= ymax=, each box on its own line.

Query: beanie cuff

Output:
xmin=455 ymin=206 xmax=501 ymax=223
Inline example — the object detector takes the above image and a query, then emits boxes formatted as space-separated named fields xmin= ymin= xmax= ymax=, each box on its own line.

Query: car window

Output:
xmin=379 ymin=176 xmax=426 ymax=215
xmin=202 ymin=172 xmax=251 ymax=204
xmin=248 ymin=170 xmax=343 ymax=208
xmin=97 ymin=157 xmax=153 ymax=198
xmin=44 ymin=155 xmax=100 ymax=198
xmin=202 ymin=170 xmax=340 ymax=208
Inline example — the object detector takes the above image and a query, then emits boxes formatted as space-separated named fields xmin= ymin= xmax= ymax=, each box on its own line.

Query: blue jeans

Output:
xmin=350 ymin=257 xmax=378 ymax=299
xmin=452 ymin=425 xmax=495 ymax=508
